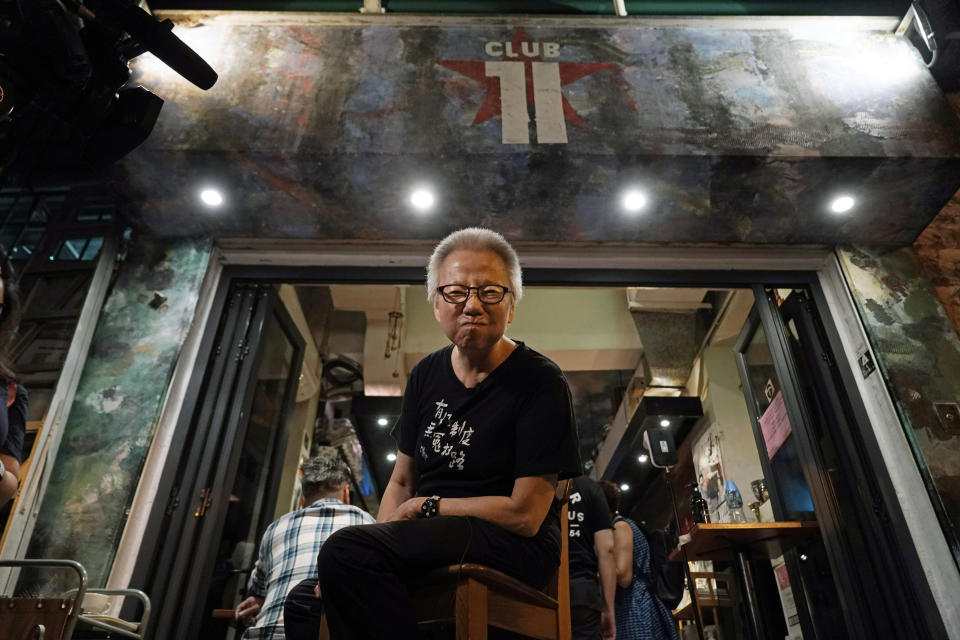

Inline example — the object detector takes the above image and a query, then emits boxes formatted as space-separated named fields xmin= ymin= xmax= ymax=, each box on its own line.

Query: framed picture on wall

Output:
xmin=693 ymin=424 xmax=726 ymax=519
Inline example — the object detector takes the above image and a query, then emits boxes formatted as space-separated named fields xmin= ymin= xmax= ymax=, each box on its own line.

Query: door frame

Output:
xmin=178 ymin=285 xmax=304 ymax=639
xmin=0 ymin=234 xmax=118 ymax=575
xmin=111 ymin=241 xmax=960 ymax=640
xmin=134 ymin=284 xmax=305 ymax=639
xmin=734 ymin=288 xmax=912 ymax=640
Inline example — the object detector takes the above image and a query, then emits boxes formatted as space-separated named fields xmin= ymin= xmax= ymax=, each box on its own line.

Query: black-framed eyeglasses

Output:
xmin=437 ymin=284 xmax=511 ymax=305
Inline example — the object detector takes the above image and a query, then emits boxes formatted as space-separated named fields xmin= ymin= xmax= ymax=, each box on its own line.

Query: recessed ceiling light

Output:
xmin=377 ymin=417 xmax=389 ymax=427
xmin=200 ymin=188 xmax=224 ymax=207
xmin=622 ymin=189 xmax=648 ymax=214
xmin=660 ymin=419 xmax=670 ymax=427
xmin=620 ymin=483 xmax=630 ymax=492
xmin=830 ymin=195 xmax=855 ymax=214
xmin=410 ymin=188 xmax=435 ymax=211
xmin=386 ymin=452 xmax=397 ymax=462
xmin=638 ymin=454 xmax=649 ymax=463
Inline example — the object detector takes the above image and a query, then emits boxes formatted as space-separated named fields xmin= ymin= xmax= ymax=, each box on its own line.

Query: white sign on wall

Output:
xmin=436 ymin=28 xmax=619 ymax=145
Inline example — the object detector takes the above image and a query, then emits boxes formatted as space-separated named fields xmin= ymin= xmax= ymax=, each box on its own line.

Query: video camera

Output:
xmin=0 ymin=0 xmax=216 ymax=181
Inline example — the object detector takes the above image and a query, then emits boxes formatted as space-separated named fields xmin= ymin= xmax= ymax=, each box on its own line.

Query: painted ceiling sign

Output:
xmin=121 ymin=17 xmax=960 ymax=244
xmin=437 ymin=29 xmax=619 ymax=144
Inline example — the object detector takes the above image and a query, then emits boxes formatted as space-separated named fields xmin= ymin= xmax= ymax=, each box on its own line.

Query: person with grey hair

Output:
xmin=233 ymin=452 xmax=374 ymax=640
xmin=425 ymin=226 xmax=524 ymax=305
xmin=295 ymin=227 xmax=581 ymax=640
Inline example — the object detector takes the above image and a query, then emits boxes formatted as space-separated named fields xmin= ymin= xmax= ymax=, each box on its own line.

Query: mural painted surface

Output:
xmin=915 ymin=190 xmax=960 ymax=337
xmin=119 ymin=19 xmax=960 ymax=244
xmin=26 ymin=236 xmax=212 ymax=587
xmin=838 ymin=245 xmax=960 ymax=566
xmin=914 ymin=94 xmax=960 ymax=337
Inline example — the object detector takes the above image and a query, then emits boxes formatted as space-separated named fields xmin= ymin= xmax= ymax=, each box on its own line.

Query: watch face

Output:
xmin=421 ymin=497 xmax=438 ymax=518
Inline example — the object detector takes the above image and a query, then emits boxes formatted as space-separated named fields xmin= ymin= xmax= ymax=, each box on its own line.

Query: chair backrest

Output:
xmin=0 ymin=597 xmax=74 ymax=640
xmin=0 ymin=559 xmax=87 ymax=640
xmin=543 ymin=479 xmax=572 ymax=635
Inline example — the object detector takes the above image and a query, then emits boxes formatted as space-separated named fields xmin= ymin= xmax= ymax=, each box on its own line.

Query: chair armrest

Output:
xmin=69 ymin=587 xmax=152 ymax=639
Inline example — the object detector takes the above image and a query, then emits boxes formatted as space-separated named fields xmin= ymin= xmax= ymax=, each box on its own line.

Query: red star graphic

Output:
xmin=436 ymin=28 xmax=617 ymax=129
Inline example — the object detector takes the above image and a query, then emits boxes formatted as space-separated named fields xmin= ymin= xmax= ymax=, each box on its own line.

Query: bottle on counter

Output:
xmin=690 ymin=483 xmax=711 ymax=524
xmin=725 ymin=480 xmax=746 ymax=523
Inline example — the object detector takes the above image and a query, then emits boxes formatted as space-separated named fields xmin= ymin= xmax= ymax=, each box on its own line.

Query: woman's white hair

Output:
xmin=426 ymin=227 xmax=523 ymax=304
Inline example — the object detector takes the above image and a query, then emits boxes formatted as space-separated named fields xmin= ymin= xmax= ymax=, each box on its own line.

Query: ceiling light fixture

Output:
xmin=638 ymin=454 xmax=649 ymax=463
xmin=621 ymin=189 xmax=648 ymax=214
xmin=660 ymin=419 xmax=670 ymax=427
xmin=386 ymin=452 xmax=397 ymax=462
xmin=830 ymin=195 xmax=855 ymax=214
xmin=620 ymin=483 xmax=630 ymax=492
xmin=377 ymin=417 xmax=389 ymax=427
xmin=410 ymin=187 xmax=435 ymax=212
xmin=200 ymin=188 xmax=224 ymax=207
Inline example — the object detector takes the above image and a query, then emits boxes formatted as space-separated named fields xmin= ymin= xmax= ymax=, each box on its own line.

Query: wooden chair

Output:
xmin=409 ymin=480 xmax=573 ymax=640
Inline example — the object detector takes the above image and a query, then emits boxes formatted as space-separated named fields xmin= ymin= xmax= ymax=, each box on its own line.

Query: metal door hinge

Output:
xmin=235 ymin=339 xmax=248 ymax=362
xmin=194 ymin=488 xmax=212 ymax=518
xmin=873 ymin=497 xmax=889 ymax=523
xmin=165 ymin=486 xmax=181 ymax=516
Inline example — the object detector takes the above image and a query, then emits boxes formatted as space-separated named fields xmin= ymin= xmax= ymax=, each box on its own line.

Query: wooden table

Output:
xmin=670 ymin=522 xmax=819 ymax=640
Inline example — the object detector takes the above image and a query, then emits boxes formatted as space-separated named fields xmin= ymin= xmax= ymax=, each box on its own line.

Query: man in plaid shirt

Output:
xmin=235 ymin=453 xmax=375 ymax=639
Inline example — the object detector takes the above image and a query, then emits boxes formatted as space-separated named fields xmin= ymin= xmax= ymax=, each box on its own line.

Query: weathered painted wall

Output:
xmin=914 ymin=93 xmax=960 ymax=337
xmin=915 ymin=191 xmax=960 ymax=337
xmin=120 ymin=16 xmax=960 ymax=245
xmin=26 ymin=235 xmax=212 ymax=586
xmin=838 ymin=245 xmax=960 ymax=567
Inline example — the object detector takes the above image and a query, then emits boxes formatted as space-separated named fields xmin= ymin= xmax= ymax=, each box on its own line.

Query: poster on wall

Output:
xmin=759 ymin=391 xmax=793 ymax=459
xmin=772 ymin=555 xmax=804 ymax=640
xmin=693 ymin=424 xmax=726 ymax=519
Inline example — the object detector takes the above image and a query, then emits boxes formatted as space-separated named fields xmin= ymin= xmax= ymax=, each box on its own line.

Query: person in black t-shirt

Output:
xmin=568 ymin=475 xmax=617 ymax=639
xmin=290 ymin=228 xmax=581 ymax=640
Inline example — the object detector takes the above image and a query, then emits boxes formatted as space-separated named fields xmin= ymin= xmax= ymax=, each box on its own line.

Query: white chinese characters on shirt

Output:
xmin=419 ymin=398 xmax=474 ymax=471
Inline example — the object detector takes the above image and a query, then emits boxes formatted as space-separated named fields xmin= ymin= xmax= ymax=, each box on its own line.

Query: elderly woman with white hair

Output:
xmin=289 ymin=227 xmax=581 ymax=640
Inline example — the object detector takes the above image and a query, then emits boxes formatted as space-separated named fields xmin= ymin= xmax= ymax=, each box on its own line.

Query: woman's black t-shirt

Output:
xmin=392 ymin=341 xmax=581 ymax=543
xmin=0 ymin=384 xmax=28 ymax=461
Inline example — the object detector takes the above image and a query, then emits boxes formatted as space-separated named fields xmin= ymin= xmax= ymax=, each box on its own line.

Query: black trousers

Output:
xmin=285 ymin=515 xmax=559 ymax=640
xmin=284 ymin=578 xmax=324 ymax=640
xmin=570 ymin=606 xmax=601 ymax=640
xmin=569 ymin=577 xmax=604 ymax=640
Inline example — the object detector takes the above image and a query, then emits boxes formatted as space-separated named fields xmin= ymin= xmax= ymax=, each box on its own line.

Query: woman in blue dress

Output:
xmin=599 ymin=481 xmax=679 ymax=640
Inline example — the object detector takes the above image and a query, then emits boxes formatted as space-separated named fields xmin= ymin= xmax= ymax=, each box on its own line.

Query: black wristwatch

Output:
xmin=420 ymin=495 xmax=441 ymax=519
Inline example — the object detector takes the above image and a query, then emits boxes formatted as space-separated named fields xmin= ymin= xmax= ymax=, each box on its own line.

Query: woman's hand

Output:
xmin=384 ymin=497 xmax=427 ymax=522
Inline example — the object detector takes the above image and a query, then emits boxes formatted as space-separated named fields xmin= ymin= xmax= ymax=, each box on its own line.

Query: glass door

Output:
xmin=198 ymin=296 xmax=305 ymax=640
xmin=141 ymin=284 xmax=304 ymax=640
xmin=734 ymin=286 xmax=931 ymax=640
xmin=735 ymin=302 xmax=845 ymax=640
